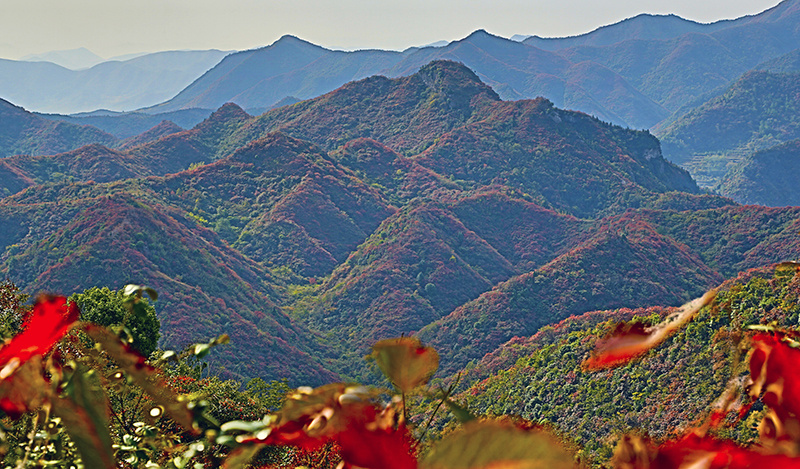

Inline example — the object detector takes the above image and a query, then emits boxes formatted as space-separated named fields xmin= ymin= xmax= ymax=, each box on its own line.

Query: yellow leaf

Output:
xmin=371 ymin=337 xmax=439 ymax=393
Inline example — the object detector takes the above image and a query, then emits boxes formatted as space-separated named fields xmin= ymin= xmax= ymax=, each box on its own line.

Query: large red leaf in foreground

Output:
xmin=0 ymin=295 xmax=79 ymax=372
xmin=615 ymin=434 xmax=800 ymax=469
xmin=0 ymin=295 xmax=79 ymax=416
xmin=233 ymin=384 xmax=418 ymax=469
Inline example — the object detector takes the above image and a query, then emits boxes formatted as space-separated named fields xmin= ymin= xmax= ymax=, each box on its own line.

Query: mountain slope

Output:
xmin=656 ymin=71 xmax=800 ymax=187
xmin=0 ymin=189 xmax=338 ymax=385
xmin=0 ymin=98 xmax=117 ymax=158
xmin=0 ymin=144 xmax=144 ymax=196
xmin=417 ymin=214 xmax=725 ymax=375
xmin=461 ymin=264 xmax=800 ymax=465
xmin=716 ymin=139 xmax=800 ymax=205
xmin=413 ymin=96 xmax=698 ymax=218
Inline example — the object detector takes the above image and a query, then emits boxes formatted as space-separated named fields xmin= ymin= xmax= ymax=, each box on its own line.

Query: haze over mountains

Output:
xmin=142 ymin=0 xmax=800 ymax=129
xmin=0 ymin=49 xmax=230 ymax=114
xmin=1 ymin=0 xmax=797 ymax=205
xmin=2 ymin=0 xmax=796 ymax=126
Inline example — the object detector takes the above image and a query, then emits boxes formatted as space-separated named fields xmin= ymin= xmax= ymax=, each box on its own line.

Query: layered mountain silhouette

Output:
xmin=130 ymin=0 xmax=800 ymax=134
xmin=0 ymin=50 xmax=229 ymax=113
xmin=656 ymin=70 xmax=800 ymax=189
xmin=0 ymin=98 xmax=117 ymax=159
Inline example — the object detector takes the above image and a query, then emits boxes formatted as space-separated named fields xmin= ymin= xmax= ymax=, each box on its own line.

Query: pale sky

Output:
xmin=0 ymin=0 xmax=785 ymax=59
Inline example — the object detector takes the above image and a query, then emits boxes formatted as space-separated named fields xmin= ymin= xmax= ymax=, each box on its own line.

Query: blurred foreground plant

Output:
xmin=10 ymin=268 xmax=800 ymax=468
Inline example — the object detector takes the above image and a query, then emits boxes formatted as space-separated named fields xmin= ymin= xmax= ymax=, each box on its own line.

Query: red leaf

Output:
xmin=338 ymin=423 xmax=417 ymax=469
xmin=0 ymin=296 xmax=78 ymax=417
xmin=229 ymin=384 xmax=418 ymax=468
xmin=0 ymin=295 xmax=78 ymax=378
xmin=584 ymin=290 xmax=716 ymax=370
xmin=616 ymin=434 xmax=800 ymax=469
xmin=583 ymin=322 xmax=651 ymax=369
xmin=747 ymin=332 xmax=800 ymax=445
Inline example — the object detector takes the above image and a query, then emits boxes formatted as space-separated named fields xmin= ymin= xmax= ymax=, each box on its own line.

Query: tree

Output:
xmin=69 ymin=286 xmax=160 ymax=356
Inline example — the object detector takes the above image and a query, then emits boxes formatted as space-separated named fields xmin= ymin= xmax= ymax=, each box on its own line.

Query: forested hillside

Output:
xmin=461 ymin=264 xmax=800 ymax=465
xmin=1 ymin=61 xmax=798 ymax=389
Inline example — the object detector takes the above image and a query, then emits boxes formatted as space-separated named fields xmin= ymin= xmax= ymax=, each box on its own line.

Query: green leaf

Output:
xmin=222 ymin=444 xmax=262 ymax=469
xmin=442 ymin=397 xmax=475 ymax=423
xmin=122 ymin=284 xmax=158 ymax=301
xmin=52 ymin=364 xmax=116 ymax=469
xmin=421 ymin=420 xmax=576 ymax=469
xmin=194 ymin=344 xmax=211 ymax=359
xmin=371 ymin=337 xmax=439 ymax=393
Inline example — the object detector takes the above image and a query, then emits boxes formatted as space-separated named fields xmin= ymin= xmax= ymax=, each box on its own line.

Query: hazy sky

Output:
xmin=0 ymin=0 xmax=784 ymax=59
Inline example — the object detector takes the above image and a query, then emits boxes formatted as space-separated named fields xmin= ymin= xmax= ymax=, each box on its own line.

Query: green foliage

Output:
xmin=0 ymin=279 xmax=28 ymax=339
xmin=69 ymin=286 xmax=161 ymax=356
xmin=457 ymin=266 xmax=800 ymax=466
xmin=245 ymin=377 xmax=292 ymax=411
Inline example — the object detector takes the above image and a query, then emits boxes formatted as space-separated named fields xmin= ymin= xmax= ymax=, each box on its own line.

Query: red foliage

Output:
xmin=0 ymin=295 xmax=79 ymax=417
xmin=0 ymin=295 xmax=79 ymax=370
xmin=239 ymin=385 xmax=417 ymax=469
xmin=255 ymin=405 xmax=417 ymax=469
xmin=749 ymin=332 xmax=800 ymax=444
xmin=616 ymin=434 xmax=800 ymax=469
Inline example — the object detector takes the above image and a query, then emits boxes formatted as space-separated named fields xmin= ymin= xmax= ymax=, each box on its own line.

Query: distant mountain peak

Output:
xmin=276 ymin=34 xmax=302 ymax=42
xmin=415 ymin=60 xmax=500 ymax=103
xmin=20 ymin=47 xmax=105 ymax=70
xmin=204 ymin=102 xmax=250 ymax=123
xmin=418 ymin=60 xmax=484 ymax=84
xmin=461 ymin=29 xmax=506 ymax=42
xmin=270 ymin=34 xmax=324 ymax=50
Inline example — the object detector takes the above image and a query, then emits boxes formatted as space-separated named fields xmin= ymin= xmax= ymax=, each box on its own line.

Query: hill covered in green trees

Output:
xmin=459 ymin=263 xmax=800 ymax=465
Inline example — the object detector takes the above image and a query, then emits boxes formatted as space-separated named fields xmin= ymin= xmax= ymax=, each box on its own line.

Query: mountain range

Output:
xmin=2 ymin=0 xmax=796 ymax=131
xmin=141 ymin=0 xmax=800 ymax=132
xmin=0 ymin=1 xmax=796 ymax=205
xmin=0 ymin=49 xmax=229 ymax=114
xmin=1 ymin=61 xmax=798 ymax=387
